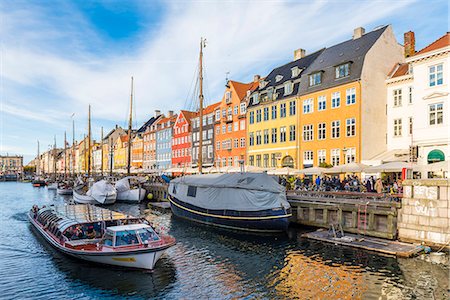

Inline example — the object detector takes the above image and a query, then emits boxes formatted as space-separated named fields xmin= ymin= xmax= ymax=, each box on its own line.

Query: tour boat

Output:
xmin=115 ymin=177 xmax=146 ymax=203
xmin=32 ymin=178 xmax=46 ymax=187
xmin=168 ymin=172 xmax=292 ymax=233
xmin=73 ymin=180 xmax=116 ymax=205
xmin=28 ymin=204 xmax=176 ymax=270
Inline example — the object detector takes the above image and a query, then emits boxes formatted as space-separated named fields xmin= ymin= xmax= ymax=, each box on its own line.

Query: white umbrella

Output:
xmin=267 ymin=167 xmax=301 ymax=175
xmin=164 ymin=167 xmax=183 ymax=173
xmin=184 ymin=167 xmax=199 ymax=174
xmin=365 ymin=161 xmax=414 ymax=173
xmin=414 ymin=161 xmax=448 ymax=172
xmin=243 ymin=165 xmax=266 ymax=173
xmin=297 ymin=166 xmax=327 ymax=175
xmin=325 ymin=162 xmax=369 ymax=174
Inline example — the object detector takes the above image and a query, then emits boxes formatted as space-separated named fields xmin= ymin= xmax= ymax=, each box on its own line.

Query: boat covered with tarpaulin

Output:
xmin=168 ymin=172 xmax=291 ymax=232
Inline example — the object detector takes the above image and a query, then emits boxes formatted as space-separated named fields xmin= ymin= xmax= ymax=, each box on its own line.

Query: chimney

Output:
xmin=115 ymin=124 xmax=118 ymax=129
xmin=253 ymin=74 xmax=261 ymax=82
xmin=293 ymin=48 xmax=306 ymax=60
xmin=168 ymin=110 xmax=174 ymax=117
xmin=353 ymin=27 xmax=365 ymax=39
xmin=154 ymin=110 xmax=161 ymax=117
xmin=404 ymin=31 xmax=415 ymax=57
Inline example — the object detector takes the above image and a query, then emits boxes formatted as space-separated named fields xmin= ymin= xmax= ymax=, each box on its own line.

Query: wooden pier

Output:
xmin=288 ymin=191 xmax=402 ymax=240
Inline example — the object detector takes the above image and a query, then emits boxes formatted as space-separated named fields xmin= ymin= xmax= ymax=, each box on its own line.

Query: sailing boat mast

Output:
xmin=64 ymin=131 xmax=67 ymax=180
xmin=53 ymin=135 xmax=57 ymax=179
xmin=72 ymin=116 xmax=75 ymax=175
xmin=87 ymin=105 xmax=91 ymax=177
xmin=37 ymin=140 xmax=40 ymax=176
xmin=198 ymin=37 xmax=206 ymax=174
xmin=101 ymin=126 xmax=104 ymax=176
xmin=127 ymin=77 xmax=133 ymax=176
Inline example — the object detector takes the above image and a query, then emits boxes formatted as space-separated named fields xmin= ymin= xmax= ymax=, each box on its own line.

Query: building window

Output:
xmin=256 ymin=154 xmax=261 ymax=167
xmin=234 ymin=122 xmax=238 ymax=131
xmin=256 ymin=131 xmax=262 ymax=145
xmin=393 ymin=89 xmax=402 ymax=107
xmin=346 ymin=88 xmax=356 ymax=105
xmin=289 ymin=100 xmax=296 ymax=116
xmin=240 ymin=138 xmax=245 ymax=148
xmin=303 ymin=98 xmax=313 ymax=114
xmin=304 ymin=150 xmax=313 ymax=162
xmin=280 ymin=103 xmax=286 ymax=118
xmin=263 ymin=129 xmax=269 ymax=144
xmin=271 ymin=153 xmax=277 ymax=167
xmin=346 ymin=118 xmax=356 ymax=137
xmin=249 ymin=155 xmax=254 ymax=166
xmin=215 ymin=110 xmax=220 ymax=120
xmin=216 ymin=141 xmax=220 ymax=150
xmin=216 ymin=126 xmax=220 ymax=135
xmin=335 ymin=63 xmax=350 ymax=79
xmin=331 ymin=92 xmax=340 ymax=108
xmin=289 ymin=125 xmax=296 ymax=141
xmin=408 ymin=87 xmax=413 ymax=104
xmin=267 ymin=87 xmax=274 ymax=101
xmin=256 ymin=109 xmax=262 ymax=122
xmin=271 ymin=128 xmax=277 ymax=143
xmin=429 ymin=64 xmax=443 ymax=86
xmin=318 ymin=96 xmax=326 ymax=111
xmin=271 ymin=105 xmax=277 ymax=119
xmin=249 ymin=132 xmax=254 ymax=146
xmin=345 ymin=148 xmax=356 ymax=164
xmin=263 ymin=154 xmax=269 ymax=168
xmin=409 ymin=117 xmax=413 ymax=135
xmin=249 ymin=111 xmax=254 ymax=124
xmin=331 ymin=120 xmax=340 ymax=138
xmin=222 ymin=125 xmax=226 ymax=134
xmin=331 ymin=149 xmax=340 ymax=166
xmin=263 ymin=107 xmax=269 ymax=121
xmin=318 ymin=149 xmax=326 ymax=164
xmin=240 ymin=120 xmax=245 ymax=130
xmin=429 ymin=103 xmax=443 ymax=125
xmin=280 ymin=127 xmax=287 ymax=142
xmin=309 ymin=72 xmax=321 ymax=86
xmin=303 ymin=124 xmax=313 ymax=141
xmin=318 ymin=123 xmax=326 ymax=140
xmin=240 ymin=103 xmax=246 ymax=114
xmin=284 ymin=82 xmax=293 ymax=95
xmin=394 ymin=119 xmax=402 ymax=137
xmin=227 ymin=124 xmax=232 ymax=132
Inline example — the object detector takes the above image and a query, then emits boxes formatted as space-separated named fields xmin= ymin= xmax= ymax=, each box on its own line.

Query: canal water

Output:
xmin=0 ymin=182 xmax=448 ymax=299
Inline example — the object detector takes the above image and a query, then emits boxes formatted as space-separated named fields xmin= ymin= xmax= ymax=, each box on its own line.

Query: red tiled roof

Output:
xmin=388 ymin=63 xmax=409 ymax=78
xmin=180 ymin=110 xmax=196 ymax=122
xmin=120 ymin=135 xmax=129 ymax=143
xmin=229 ymin=80 xmax=258 ymax=100
xmin=415 ymin=32 xmax=450 ymax=56
xmin=156 ymin=114 xmax=178 ymax=125
xmin=194 ymin=101 xmax=221 ymax=116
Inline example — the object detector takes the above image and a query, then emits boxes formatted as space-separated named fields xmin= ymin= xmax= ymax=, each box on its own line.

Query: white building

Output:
xmin=385 ymin=32 xmax=449 ymax=177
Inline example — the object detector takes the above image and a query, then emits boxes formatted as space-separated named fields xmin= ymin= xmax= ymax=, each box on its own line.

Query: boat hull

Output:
xmin=168 ymin=195 xmax=290 ymax=233
xmin=28 ymin=213 xmax=171 ymax=270
xmin=47 ymin=183 xmax=57 ymax=190
xmin=116 ymin=188 xmax=146 ymax=203
xmin=73 ymin=189 xmax=97 ymax=204
xmin=57 ymin=188 xmax=73 ymax=195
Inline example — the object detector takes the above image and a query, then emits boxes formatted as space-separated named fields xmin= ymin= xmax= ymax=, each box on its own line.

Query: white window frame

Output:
xmin=318 ymin=95 xmax=326 ymax=111
xmin=346 ymin=87 xmax=356 ymax=105
xmin=331 ymin=92 xmax=341 ymax=108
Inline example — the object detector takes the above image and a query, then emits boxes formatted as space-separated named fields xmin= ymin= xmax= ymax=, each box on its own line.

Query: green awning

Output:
xmin=427 ymin=149 xmax=445 ymax=163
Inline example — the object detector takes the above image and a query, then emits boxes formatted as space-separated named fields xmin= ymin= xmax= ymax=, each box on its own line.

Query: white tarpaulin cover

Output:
xmin=169 ymin=172 xmax=290 ymax=211
xmin=115 ymin=177 xmax=131 ymax=193
xmin=87 ymin=180 xmax=116 ymax=204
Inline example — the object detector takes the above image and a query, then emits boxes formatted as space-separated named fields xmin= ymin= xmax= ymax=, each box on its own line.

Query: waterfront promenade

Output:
xmin=0 ymin=181 xmax=448 ymax=299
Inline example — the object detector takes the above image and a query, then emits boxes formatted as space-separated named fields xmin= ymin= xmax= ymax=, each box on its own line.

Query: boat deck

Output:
xmin=302 ymin=229 xmax=423 ymax=258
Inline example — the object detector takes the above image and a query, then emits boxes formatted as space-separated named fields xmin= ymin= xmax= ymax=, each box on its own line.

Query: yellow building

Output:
xmin=247 ymin=49 xmax=323 ymax=168
xmin=113 ymin=135 xmax=129 ymax=170
xmin=297 ymin=26 xmax=404 ymax=168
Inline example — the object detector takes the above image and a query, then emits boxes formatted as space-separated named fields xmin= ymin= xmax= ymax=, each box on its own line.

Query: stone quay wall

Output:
xmin=398 ymin=179 xmax=450 ymax=248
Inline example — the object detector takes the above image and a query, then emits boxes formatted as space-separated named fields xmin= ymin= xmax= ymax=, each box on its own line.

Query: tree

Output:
xmin=319 ymin=162 xmax=333 ymax=168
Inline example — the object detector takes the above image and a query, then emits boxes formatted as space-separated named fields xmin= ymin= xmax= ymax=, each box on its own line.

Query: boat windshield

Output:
xmin=100 ymin=231 xmax=114 ymax=246
xmin=136 ymin=227 xmax=160 ymax=244
xmin=115 ymin=230 xmax=139 ymax=247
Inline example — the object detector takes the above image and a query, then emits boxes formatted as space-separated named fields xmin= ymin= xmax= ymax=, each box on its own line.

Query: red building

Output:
xmin=172 ymin=110 xmax=196 ymax=168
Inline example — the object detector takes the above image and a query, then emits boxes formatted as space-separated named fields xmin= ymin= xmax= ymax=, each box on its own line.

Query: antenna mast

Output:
xmin=198 ymin=38 xmax=206 ymax=174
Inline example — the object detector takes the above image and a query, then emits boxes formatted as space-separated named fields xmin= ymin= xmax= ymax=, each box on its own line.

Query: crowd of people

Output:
xmin=279 ymin=174 xmax=403 ymax=194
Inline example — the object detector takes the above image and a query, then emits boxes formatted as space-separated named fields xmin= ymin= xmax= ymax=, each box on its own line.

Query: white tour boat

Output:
xmin=28 ymin=204 xmax=176 ymax=270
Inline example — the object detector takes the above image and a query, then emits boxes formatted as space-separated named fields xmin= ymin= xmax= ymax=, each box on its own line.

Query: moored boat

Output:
xmin=57 ymin=182 xmax=73 ymax=195
xmin=47 ymin=182 xmax=58 ymax=190
xmin=168 ymin=172 xmax=292 ymax=233
xmin=73 ymin=180 xmax=117 ymax=205
xmin=32 ymin=178 xmax=46 ymax=187
xmin=28 ymin=204 xmax=176 ymax=270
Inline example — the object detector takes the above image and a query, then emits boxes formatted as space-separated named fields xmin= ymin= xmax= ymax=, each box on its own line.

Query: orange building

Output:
xmin=214 ymin=79 xmax=258 ymax=167
xmin=131 ymin=134 xmax=143 ymax=169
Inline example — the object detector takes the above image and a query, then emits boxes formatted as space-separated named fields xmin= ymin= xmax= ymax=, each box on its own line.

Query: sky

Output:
xmin=0 ymin=0 xmax=448 ymax=163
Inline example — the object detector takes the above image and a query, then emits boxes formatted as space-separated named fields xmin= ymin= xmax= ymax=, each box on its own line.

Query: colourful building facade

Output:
xmin=172 ymin=110 xmax=195 ymax=168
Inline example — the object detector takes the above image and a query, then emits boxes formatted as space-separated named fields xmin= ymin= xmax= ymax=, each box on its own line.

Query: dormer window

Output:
xmin=246 ymin=90 xmax=251 ymax=97
xmin=267 ymin=87 xmax=274 ymax=100
xmin=284 ymin=82 xmax=293 ymax=95
xmin=225 ymin=91 xmax=232 ymax=103
xmin=309 ymin=72 xmax=322 ymax=86
xmin=291 ymin=67 xmax=301 ymax=78
xmin=335 ymin=63 xmax=350 ymax=79
xmin=252 ymin=93 xmax=259 ymax=104
xmin=275 ymin=75 xmax=283 ymax=82
xmin=259 ymin=81 xmax=267 ymax=89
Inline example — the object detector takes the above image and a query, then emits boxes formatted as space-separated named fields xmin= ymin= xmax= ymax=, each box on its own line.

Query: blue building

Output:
xmin=155 ymin=112 xmax=177 ymax=171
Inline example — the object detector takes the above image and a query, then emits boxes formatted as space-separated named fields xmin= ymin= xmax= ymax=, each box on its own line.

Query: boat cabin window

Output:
xmin=136 ymin=227 xmax=159 ymax=244
xmin=115 ymin=230 xmax=139 ymax=246
xmin=187 ymin=186 xmax=197 ymax=197
xmin=172 ymin=184 xmax=177 ymax=194
xmin=101 ymin=231 xmax=114 ymax=247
